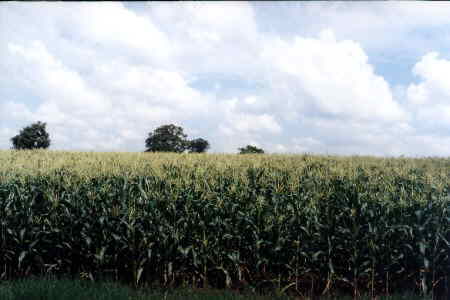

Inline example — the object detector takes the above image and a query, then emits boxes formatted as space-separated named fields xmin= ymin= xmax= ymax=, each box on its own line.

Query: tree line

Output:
xmin=9 ymin=121 xmax=265 ymax=154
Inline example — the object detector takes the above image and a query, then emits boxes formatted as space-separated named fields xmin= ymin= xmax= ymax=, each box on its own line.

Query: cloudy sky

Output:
xmin=1 ymin=2 xmax=450 ymax=156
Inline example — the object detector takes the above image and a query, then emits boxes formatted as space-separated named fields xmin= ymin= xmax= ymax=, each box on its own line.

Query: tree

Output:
xmin=188 ymin=138 xmax=210 ymax=153
xmin=238 ymin=145 xmax=264 ymax=154
xmin=145 ymin=124 xmax=188 ymax=153
xmin=11 ymin=121 xmax=51 ymax=150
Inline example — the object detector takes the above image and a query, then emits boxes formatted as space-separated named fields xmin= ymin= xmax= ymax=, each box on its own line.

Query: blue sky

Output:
xmin=1 ymin=2 xmax=450 ymax=156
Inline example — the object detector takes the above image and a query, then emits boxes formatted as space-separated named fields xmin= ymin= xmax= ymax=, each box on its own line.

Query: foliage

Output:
xmin=145 ymin=124 xmax=188 ymax=153
xmin=238 ymin=145 xmax=264 ymax=154
xmin=10 ymin=121 xmax=51 ymax=150
xmin=188 ymin=138 xmax=210 ymax=153
xmin=0 ymin=150 xmax=449 ymax=298
xmin=0 ymin=278 xmax=430 ymax=300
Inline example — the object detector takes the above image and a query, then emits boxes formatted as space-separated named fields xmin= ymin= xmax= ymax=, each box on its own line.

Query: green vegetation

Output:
xmin=0 ymin=277 xmax=284 ymax=300
xmin=144 ymin=124 xmax=210 ymax=153
xmin=0 ymin=278 xmax=430 ymax=300
xmin=0 ymin=150 xmax=449 ymax=298
xmin=238 ymin=145 xmax=265 ymax=154
xmin=188 ymin=138 xmax=210 ymax=153
xmin=10 ymin=121 xmax=51 ymax=150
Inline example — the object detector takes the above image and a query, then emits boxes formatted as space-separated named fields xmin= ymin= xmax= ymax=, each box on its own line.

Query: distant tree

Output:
xmin=11 ymin=121 xmax=51 ymax=150
xmin=145 ymin=124 xmax=188 ymax=153
xmin=238 ymin=145 xmax=264 ymax=154
xmin=188 ymin=138 xmax=210 ymax=153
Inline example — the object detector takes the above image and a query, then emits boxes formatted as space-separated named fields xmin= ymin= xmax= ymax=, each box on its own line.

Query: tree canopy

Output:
xmin=145 ymin=124 xmax=188 ymax=153
xmin=188 ymin=138 xmax=210 ymax=153
xmin=238 ymin=145 xmax=264 ymax=154
xmin=145 ymin=124 xmax=211 ymax=153
xmin=11 ymin=121 xmax=51 ymax=150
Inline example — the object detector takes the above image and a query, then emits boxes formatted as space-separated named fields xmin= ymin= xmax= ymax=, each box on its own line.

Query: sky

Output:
xmin=1 ymin=2 xmax=450 ymax=156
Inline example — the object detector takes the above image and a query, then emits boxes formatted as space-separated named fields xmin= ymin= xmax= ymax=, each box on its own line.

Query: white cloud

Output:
xmin=0 ymin=101 xmax=35 ymax=123
xmin=145 ymin=2 xmax=262 ymax=76
xmin=258 ymin=2 xmax=450 ymax=55
xmin=261 ymin=30 xmax=407 ymax=123
xmin=292 ymin=137 xmax=324 ymax=153
xmin=3 ymin=39 xmax=219 ymax=151
xmin=58 ymin=3 xmax=174 ymax=68
xmin=1 ymin=3 xmax=450 ymax=156
xmin=8 ymin=41 xmax=112 ymax=117
xmin=0 ymin=128 xmax=13 ymax=149
xmin=231 ymin=113 xmax=281 ymax=135
xmin=219 ymin=98 xmax=281 ymax=134
xmin=407 ymin=52 xmax=450 ymax=129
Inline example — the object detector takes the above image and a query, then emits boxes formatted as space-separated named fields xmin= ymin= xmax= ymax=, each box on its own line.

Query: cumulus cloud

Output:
xmin=407 ymin=52 xmax=450 ymax=130
xmin=261 ymin=30 xmax=407 ymax=123
xmin=146 ymin=2 xmax=261 ymax=76
xmin=1 ymin=2 xmax=450 ymax=156
xmin=254 ymin=2 xmax=450 ymax=55
xmin=4 ymin=39 xmax=217 ymax=151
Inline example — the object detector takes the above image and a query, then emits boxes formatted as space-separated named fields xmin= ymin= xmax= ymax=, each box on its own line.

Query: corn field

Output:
xmin=0 ymin=150 xmax=449 ymax=298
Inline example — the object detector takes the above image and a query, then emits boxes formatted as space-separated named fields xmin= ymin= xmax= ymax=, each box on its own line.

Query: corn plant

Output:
xmin=0 ymin=150 xmax=449 ymax=298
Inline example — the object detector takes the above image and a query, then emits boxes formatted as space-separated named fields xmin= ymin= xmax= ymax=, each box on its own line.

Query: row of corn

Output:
xmin=0 ymin=151 xmax=449 ymax=298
